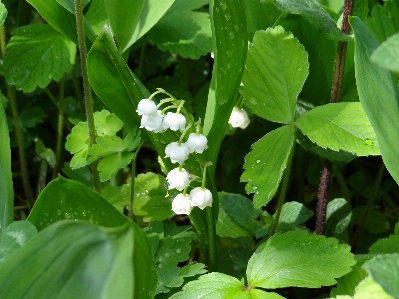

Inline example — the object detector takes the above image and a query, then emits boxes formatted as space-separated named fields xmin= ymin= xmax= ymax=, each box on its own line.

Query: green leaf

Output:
xmin=0 ymin=101 xmax=13 ymax=234
xmin=104 ymin=0 xmax=174 ymax=52
xmin=65 ymin=121 xmax=90 ymax=168
xmin=274 ymin=0 xmax=351 ymax=41
xmin=241 ymin=125 xmax=295 ymax=208
xmin=121 ymin=173 xmax=174 ymax=222
xmin=0 ymin=221 xmax=157 ymax=299
xmin=353 ymin=276 xmax=394 ymax=299
xmin=27 ymin=176 xmax=129 ymax=231
xmin=295 ymin=102 xmax=380 ymax=156
xmin=170 ymin=272 xmax=285 ymax=299
xmin=98 ymin=151 xmax=134 ymax=182
xmin=247 ymin=230 xmax=355 ymax=288
xmin=245 ymin=0 xmax=281 ymax=40
xmin=85 ymin=0 xmax=108 ymax=35
xmin=0 ymin=3 xmax=7 ymax=26
xmin=275 ymin=201 xmax=313 ymax=233
xmin=352 ymin=206 xmax=390 ymax=234
xmin=0 ymin=221 xmax=37 ymax=261
xmin=369 ymin=235 xmax=399 ymax=254
xmin=325 ymin=198 xmax=352 ymax=238
xmin=216 ymin=192 xmax=262 ymax=238
xmin=4 ymin=24 xmax=76 ymax=93
xmin=241 ymin=26 xmax=309 ymax=124
xmin=371 ymin=33 xmax=399 ymax=73
xmin=26 ymin=0 xmax=78 ymax=44
xmin=94 ymin=110 xmax=123 ymax=136
xmin=363 ymin=254 xmax=399 ymax=299
xmin=351 ymin=17 xmax=399 ymax=184
xmin=35 ymin=139 xmax=56 ymax=168
xmin=147 ymin=10 xmax=212 ymax=59
xmin=18 ymin=107 xmax=45 ymax=130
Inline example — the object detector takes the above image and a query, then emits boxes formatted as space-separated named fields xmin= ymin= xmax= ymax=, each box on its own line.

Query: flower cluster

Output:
xmin=137 ymin=89 xmax=213 ymax=215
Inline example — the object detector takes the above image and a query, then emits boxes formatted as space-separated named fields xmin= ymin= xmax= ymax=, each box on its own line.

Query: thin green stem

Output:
xmin=74 ymin=0 xmax=101 ymax=193
xmin=351 ymin=162 xmax=384 ymax=250
xmin=0 ymin=25 xmax=34 ymax=205
xmin=52 ymin=78 xmax=65 ymax=179
xmin=129 ymin=142 xmax=144 ymax=220
xmin=269 ymin=142 xmax=295 ymax=237
xmin=206 ymin=205 xmax=216 ymax=272
xmin=37 ymin=159 xmax=48 ymax=194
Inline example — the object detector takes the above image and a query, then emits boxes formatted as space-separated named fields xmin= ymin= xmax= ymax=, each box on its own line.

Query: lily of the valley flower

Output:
xmin=166 ymin=167 xmax=190 ymax=191
xmin=228 ymin=107 xmax=250 ymax=129
xmin=136 ymin=98 xmax=157 ymax=116
xmin=162 ymin=112 xmax=186 ymax=131
xmin=189 ymin=187 xmax=213 ymax=209
xmin=140 ymin=111 xmax=164 ymax=133
xmin=172 ymin=193 xmax=192 ymax=215
xmin=187 ymin=133 xmax=208 ymax=154
xmin=165 ymin=142 xmax=189 ymax=164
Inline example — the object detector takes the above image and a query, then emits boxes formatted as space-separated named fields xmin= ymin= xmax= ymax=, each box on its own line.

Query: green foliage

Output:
xmin=371 ymin=33 xmax=399 ymax=73
xmin=369 ymin=234 xmax=399 ymax=254
xmin=0 ymin=3 xmax=7 ymax=26
xmin=35 ymin=139 xmax=56 ymax=168
xmin=275 ymin=201 xmax=313 ymax=233
xmin=4 ymin=24 xmax=76 ymax=93
xmin=325 ymin=198 xmax=352 ymax=238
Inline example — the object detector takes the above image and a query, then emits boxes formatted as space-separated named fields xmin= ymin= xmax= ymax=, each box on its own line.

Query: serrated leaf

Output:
xmin=371 ymin=33 xmax=399 ymax=73
xmin=353 ymin=276 xmax=394 ymax=299
xmin=93 ymin=110 xmax=123 ymax=136
xmin=241 ymin=26 xmax=309 ymax=124
xmin=147 ymin=10 xmax=212 ymax=59
xmin=351 ymin=17 xmax=399 ymax=184
xmin=247 ymin=230 xmax=355 ymax=288
xmin=4 ymin=24 xmax=76 ymax=93
xmin=274 ymin=0 xmax=351 ymax=41
xmin=27 ymin=176 xmax=129 ymax=231
xmin=362 ymin=254 xmax=399 ymax=299
xmin=295 ymin=102 xmax=380 ymax=156
xmin=369 ymin=235 xmax=399 ymax=254
xmin=65 ymin=122 xmax=90 ymax=168
xmin=97 ymin=151 xmax=134 ymax=182
xmin=121 ymin=173 xmax=174 ymax=222
xmin=0 ymin=221 xmax=157 ymax=299
xmin=325 ymin=198 xmax=352 ymax=238
xmin=241 ymin=125 xmax=295 ymax=208
xmin=0 ymin=220 xmax=37 ymax=261
xmin=275 ymin=201 xmax=313 ymax=233
xmin=0 ymin=3 xmax=7 ymax=26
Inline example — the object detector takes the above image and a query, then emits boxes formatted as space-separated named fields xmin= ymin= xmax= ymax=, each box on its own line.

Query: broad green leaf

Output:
xmin=275 ymin=201 xmax=313 ymax=233
xmin=371 ymin=33 xmax=399 ymax=73
xmin=247 ymin=230 xmax=355 ymax=288
xmin=241 ymin=125 xmax=295 ymax=208
xmin=0 ymin=101 xmax=13 ymax=234
xmin=351 ymin=17 xmax=399 ymax=184
xmin=0 ymin=221 xmax=37 ymax=261
xmin=163 ymin=0 xmax=208 ymax=13
xmin=35 ymin=139 xmax=56 ymax=168
xmin=245 ymin=0 xmax=281 ymax=40
xmin=353 ymin=276 xmax=394 ymax=299
xmin=147 ymin=10 xmax=212 ymax=59
xmin=27 ymin=0 xmax=78 ymax=44
xmin=121 ymin=173 xmax=174 ymax=222
xmin=325 ymin=198 xmax=352 ymax=238
xmin=295 ymin=102 xmax=380 ymax=156
xmin=241 ymin=26 xmax=309 ymax=124
xmin=369 ymin=235 xmax=399 ymax=254
xmin=0 ymin=221 xmax=157 ymax=299
xmin=4 ymin=24 xmax=76 ymax=93
xmin=0 ymin=3 xmax=7 ymax=26
xmin=363 ymin=254 xmax=399 ymax=299
xmin=274 ymin=0 xmax=351 ymax=41
xmin=27 ymin=176 xmax=129 ymax=231
xmin=104 ymin=0 xmax=174 ymax=52
xmin=61 ymin=163 xmax=93 ymax=187
xmin=85 ymin=0 xmax=108 ymax=34
xmin=170 ymin=272 xmax=285 ymax=299
xmin=97 ymin=151 xmax=134 ymax=182
xmin=216 ymin=192 xmax=262 ymax=238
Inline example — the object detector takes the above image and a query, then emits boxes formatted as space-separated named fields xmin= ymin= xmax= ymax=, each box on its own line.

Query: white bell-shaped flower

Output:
xmin=136 ymin=99 xmax=157 ymax=116
xmin=187 ymin=133 xmax=208 ymax=154
xmin=189 ymin=187 xmax=213 ymax=209
xmin=166 ymin=167 xmax=190 ymax=191
xmin=172 ymin=193 xmax=192 ymax=215
xmin=140 ymin=111 xmax=164 ymax=133
xmin=165 ymin=142 xmax=189 ymax=164
xmin=162 ymin=112 xmax=186 ymax=131
xmin=228 ymin=107 xmax=250 ymax=129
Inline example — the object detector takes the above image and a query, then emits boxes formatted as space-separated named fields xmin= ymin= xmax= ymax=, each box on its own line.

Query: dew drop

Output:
xmin=88 ymin=218 xmax=94 ymax=223
xmin=225 ymin=13 xmax=231 ymax=21
xmin=165 ymin=252 xmax=170 ymax=258
xmin=56 ymin=210 xmax=61 ymax=216
xmin=256 ymin=160 xmax=261 ymax=164
xmin=229 ymin=32 xmax=234 ymax=39
xmin=249 ymin=98 xmax=258 ymax=105
xmin=64 ymin=212 xmax=71 ymax=219
xmin=364 ymin=138 xmax=373 ymax=145
xmin=176 ymin=248 xmax=182 ymax=254
xmin=82 ymin=211 xmax=87 ymax=217
xmin=235 ymin=25 xmax=239 ymax=32
xmin=220 ymin=1 xmax=227 ymax=10
xmin=253 ymin=185 xmax=258 ymax=190
xmin=73 ymin=211 xmax=78 ymax=216
xmin=216 ymin=7 xmax=219 ymax=12
xmin=226 ymin=63 xmax=231 ymax=69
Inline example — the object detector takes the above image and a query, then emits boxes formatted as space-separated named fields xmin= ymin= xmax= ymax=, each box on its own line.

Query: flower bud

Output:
xmin=189 ymin=187 xmax=213 ymax=209
xmin=166 ymin=168 xmax=190 ymax=191
xmin=228 ymin=107 xmax=250 ymax=129
xmin=162 ymin=112 xmax=186 ymax=131
xmin=165 ymin=142 xmax=189 ymax=164
xmin=136 ymin=99 xmax=157 ymax=116
xmin=187 ymin=133 xmax=208 ymax=154
xmin=140 ymin=111 xmax=164 ymax=132
xmin=172 ymin=193 xmax=192 ymax=215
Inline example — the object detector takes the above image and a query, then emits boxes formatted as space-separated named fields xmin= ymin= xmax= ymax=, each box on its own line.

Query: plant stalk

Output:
xmin=315 ymin=160 xmax=332 ymax=235
xmin=74 ymin=0 xmax=101 ymax=193
xmin=52 ymin=78 xmax=65 ymax=179
xmin=0 ymin=25 xmax=34 ymax=205
xmin=129 ymin=142 xmax=143 ymax=221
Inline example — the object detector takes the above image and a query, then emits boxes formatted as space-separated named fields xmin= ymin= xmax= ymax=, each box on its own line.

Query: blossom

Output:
xmin=172 ymin=193 xmax=192 ymax=215
xmin=140 ymin=111 xmax=164 ymax=132
xmin=166 ymin=168 xmax=190 ymax=191
xmin=165 ymin=142 xmax=189 ymax=164
xmin=189 ymin=187 xmax=213 ymax=209
xmin=187 ymin=133 xmax=208 ymax=154
xmin=162 ymin=112 xmax=186 ymax=131
xmin=228 ymin=107 xmax=250 ymax=129
xmin=136 ymin=99 xmax=157 ymax=116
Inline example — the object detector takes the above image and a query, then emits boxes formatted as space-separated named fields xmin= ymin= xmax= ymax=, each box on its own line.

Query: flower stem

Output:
xmin=206 ymin=205 xmax=216 ymax=271
xmin=74 ymin=0 xmax=101 ymax=193
xmin=0 ymin=24 xmax=34 ymax=205
xmin=315 ymin=160 xmax=332 ymax=235
xmin=269 ymin=143 xmax=295 ymax=237
xmin=52 ymin=78 xmax=65 ymax=179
